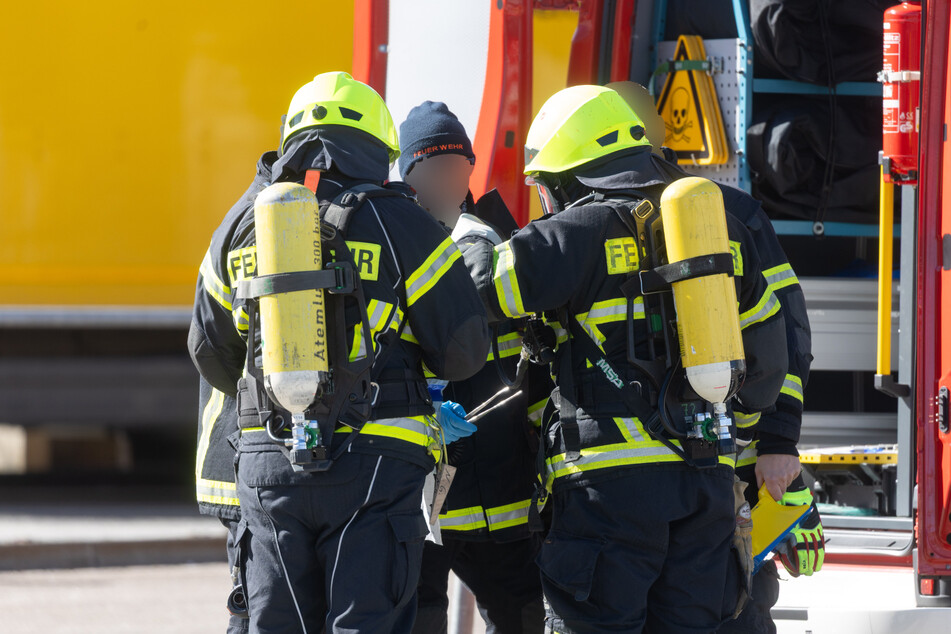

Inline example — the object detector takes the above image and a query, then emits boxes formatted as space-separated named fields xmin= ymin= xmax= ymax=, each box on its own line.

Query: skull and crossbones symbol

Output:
xmin=665 ymin=87 xmax=693 ymax=143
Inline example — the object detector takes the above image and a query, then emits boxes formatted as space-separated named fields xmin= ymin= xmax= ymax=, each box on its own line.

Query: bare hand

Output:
xmin=755 ymin=454 xmax=802 ymax=501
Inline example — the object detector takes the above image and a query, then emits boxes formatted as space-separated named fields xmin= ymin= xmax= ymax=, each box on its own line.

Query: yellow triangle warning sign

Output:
xmin=655 ymin=35 xmax=729 ymax=165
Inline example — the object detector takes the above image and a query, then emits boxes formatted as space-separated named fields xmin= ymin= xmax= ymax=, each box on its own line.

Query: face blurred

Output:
xmin=405 ymin=153 xmax=474 ymax=228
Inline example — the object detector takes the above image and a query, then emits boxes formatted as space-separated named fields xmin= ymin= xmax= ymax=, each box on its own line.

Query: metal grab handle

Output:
xmin=876 ymin=165 xmax=895 ymax=379
xmin=875 ymin=165 xmax=910 ymax=399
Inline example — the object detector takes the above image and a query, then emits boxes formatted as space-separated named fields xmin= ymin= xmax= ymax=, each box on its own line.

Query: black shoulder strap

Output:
xmin=321 ymin=182 xmax=413 ymax=374
xmin=321 ymin=182 xmax=406 ymax=234
xmin=555 ymin=308 xmax=582 ymax=464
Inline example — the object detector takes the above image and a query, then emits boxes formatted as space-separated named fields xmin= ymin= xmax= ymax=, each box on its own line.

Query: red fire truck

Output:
xmin=354 ymin=0 xmax=950 ymax=628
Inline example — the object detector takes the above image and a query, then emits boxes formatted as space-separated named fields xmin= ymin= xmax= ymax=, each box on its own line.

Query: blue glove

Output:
xmin=437 ymin=401 xmax=477 ymax=444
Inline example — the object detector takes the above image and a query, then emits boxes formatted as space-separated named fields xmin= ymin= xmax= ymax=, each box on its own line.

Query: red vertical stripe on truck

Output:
xmin=352 ymin=0 xmax=390 ymax=97
xmin=472 ymin=0 xmax=533 ymax=227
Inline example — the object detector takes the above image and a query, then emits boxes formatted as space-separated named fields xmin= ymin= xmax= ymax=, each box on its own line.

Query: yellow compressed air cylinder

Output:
xmin=660 ymin=177 xmax=745 ymax=404
xmin=253 ymin=182 xmax=329 ymax=414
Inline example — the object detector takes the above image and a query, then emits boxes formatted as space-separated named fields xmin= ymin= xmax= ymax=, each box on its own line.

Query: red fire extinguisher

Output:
xmin=881 ymin=2 xmax=921 ymax=185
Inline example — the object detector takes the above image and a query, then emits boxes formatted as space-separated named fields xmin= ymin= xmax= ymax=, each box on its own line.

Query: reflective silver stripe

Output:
xmin=574 ymin=298 xmax=645 ymax=350
xmin=616 ymin=417 xmax=646 ymax=442
xmin=195 ymin=389 xmax=225 ymax=484
xmin=195 ymin=478 xmax=239 ymax=506
xmin=527 ymin=399 xmax=547 ymax=425
xmin=734 ymin=411 xmax=761 ymax=428
xmin=486 ymin=500 xmax=531 ymax=530
xmin=439 ymin=506 xmax=488 ymax=531
xmin=780 ymin=374 xmax=804 ymax=403
xmin=737 ymin=440 xmax=759 ymax=467
xmin=764 ymin=264 xmax=799 ymax=292
xmin=385 ymin=304 xmax=403 ymax=333
xmin=350 ymin=328 xmax=367 ymax=362
xmin=489 ymin=332 xmax=523 ymax=360
xmin=200 ymin=250 xmax=232 ymax=310
xmin=406 ymin=237 xmax=460 ymax=305
xmin=233 ymin=307 xmax=250 ymax=333
xmin=548 ymin=444 xmax=682 ymax=477
xmin=740 ymin=291 xmax=780 ymax=329
xmin=360 ymin=416 xmax=437 ymax=447
xmin=493 ymin=243 xmax=526 ymax=318
xmin=351 ymin=299 xmax=393 ymax=361
xmin=401 ymin=321 xmax=419 ymax=344
xmin=585 ymin=297 xmax=641 ymax=323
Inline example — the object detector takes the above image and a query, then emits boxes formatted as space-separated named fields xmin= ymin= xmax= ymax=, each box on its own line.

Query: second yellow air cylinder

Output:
xmin=659 ymin=177 xmax=745 ymax=404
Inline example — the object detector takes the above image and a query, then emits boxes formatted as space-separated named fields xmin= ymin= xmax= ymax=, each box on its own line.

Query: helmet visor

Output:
xmin=534 ymin=181 xmax=559 ymax=216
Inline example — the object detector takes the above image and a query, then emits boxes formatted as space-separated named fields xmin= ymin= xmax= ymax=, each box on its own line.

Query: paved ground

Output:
xmin=0 ymin=484 xmax=484 ymax=633
xmin=0 ymin=563 xmax=231 ymax=634
xmin=0 ymin=563 xmax=487 ymax=634
xmin=5 ymin=485 xmax=945 ymax=633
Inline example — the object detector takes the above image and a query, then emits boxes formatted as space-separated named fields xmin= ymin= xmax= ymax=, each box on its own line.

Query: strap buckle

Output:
xmin=326 ymin=262 xmax=356 ymax=294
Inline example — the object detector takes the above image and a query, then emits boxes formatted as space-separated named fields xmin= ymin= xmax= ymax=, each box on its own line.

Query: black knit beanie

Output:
xmin=398 ymin=101 xmax=475 ymax=179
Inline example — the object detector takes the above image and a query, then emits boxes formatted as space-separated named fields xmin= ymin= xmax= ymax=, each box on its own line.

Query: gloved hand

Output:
xmin=777 ymin=488 xmax=824 ymax=577
xmin=437 ymin=400 xmax=478 ymax=444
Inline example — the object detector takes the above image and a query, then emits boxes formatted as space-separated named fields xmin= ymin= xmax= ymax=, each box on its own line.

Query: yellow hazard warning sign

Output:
xmin=655 ymin=35 xmax=729 ymax=166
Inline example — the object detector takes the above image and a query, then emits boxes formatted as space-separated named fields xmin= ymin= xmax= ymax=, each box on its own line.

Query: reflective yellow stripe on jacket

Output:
xmin=574 ymin=297 xmax=645 ymax=352
xmin=487 ymin=331 xmax=523 ymax=361
xmin=527 ymin=398 xmax=548 ymax=429
xmin=406 ymin=236 xmax=461 ymax=306
xmin=735 ymin=411 xmax=761 ymax=429
xmin=546 ymin=416 xmax=735 ymax=489
xmin=349 ymin=299 xmax=402 ymax=362
xmin=494 ymin=242 xmax=528 ymax=319
xmin=360 ymin=415 xmax=442 ymax=460
xmin=739 ymin=288 xmax=781 ymax=330
xmin=195 ymin=388 xmax=240 ymax=507
xmin=200 ymin=250 xmax=233 ymax=311
xmin=763 ymin=263 xmax=799 ymax=293
xmin=780 ymin=373 xmax=804 ymax=404
xmin=736 ymin=440 xmax=759 ymax=468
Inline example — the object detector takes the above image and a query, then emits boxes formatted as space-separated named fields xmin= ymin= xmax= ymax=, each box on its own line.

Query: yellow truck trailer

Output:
xmin=0 ymin=3 xmax=353 ymax=469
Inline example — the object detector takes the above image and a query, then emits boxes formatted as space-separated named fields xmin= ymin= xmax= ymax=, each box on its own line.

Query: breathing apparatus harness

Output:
xmin=548 ymin=187 xmax=739 ymax=470
xmin=236 ymin=182 xmax=419 ymax=472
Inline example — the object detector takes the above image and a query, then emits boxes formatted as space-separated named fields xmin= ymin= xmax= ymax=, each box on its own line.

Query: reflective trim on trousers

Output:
xmin=439 ymin=505 xmax=488 ymax=532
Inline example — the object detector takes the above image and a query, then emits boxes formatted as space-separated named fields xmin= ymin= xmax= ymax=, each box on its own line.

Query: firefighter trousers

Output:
xmin=235 ymin=436 xmax=429 ymax=634
xmin=413 ymin=536 xmax=545 ymax=634
xmin=717 ymin=559 xmax=780 ymax=634
xmin=537 ymin=464 xmax=736 ymax=634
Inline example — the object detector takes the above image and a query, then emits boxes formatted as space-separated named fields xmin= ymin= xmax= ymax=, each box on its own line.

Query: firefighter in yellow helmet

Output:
xmin=454 ymin=85 xmax=788 ymax=633
xmin=607 ymin=81 xmax=824 ymax=634
xmin=188 ymin=72 xmax=489 ymax=632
